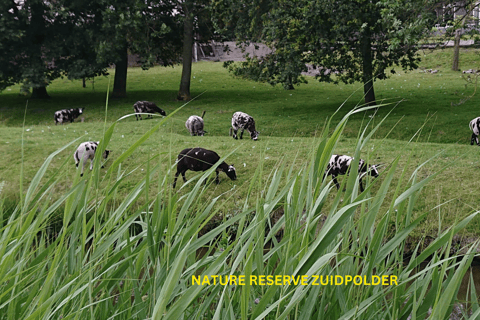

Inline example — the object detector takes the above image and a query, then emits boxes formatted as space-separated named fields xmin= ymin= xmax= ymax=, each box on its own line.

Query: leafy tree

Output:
xmin=213 ymin=0 xmax=436 ymax=105
xmin=94 ymin=0 xmax=184 ymax=98
xmin=177 ymin=0 xmax=195 ymax=101
xmin=0 ymin=0 xmax=182 ymax=99
xmin=177 ymin=0 xmax=219 ymax=101
xmin=0 ymin=0 xmax=109 ymax=98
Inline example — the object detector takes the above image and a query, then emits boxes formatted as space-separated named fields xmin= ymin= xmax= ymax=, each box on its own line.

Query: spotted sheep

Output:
xmin=133 ymin=101 xmax=166 ymax=120
xmin=230 ymin=111 xmax=259 ymax=140
xmin=74 ymin=141 xmax=111 ymax=176
xmin=185 ymin=111 xmax=206 ymax=136
xmin=54 ymin=108 xmax=84 ymax=125
xmin=324 ymin=155 xmax=379 ymax=192
xmin=173 ymin=147 xmax=236 ymax=188
xmin=469 ymin=117 xmax=480 ymax=146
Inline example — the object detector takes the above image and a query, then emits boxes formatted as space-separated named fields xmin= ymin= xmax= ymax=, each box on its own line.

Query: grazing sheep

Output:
xmin=74 ymin=141 xmax=110 ymax=176
xmin=54 ymin=108 xmax=84 ymax=125
xmin=173 ymin=147 xmax=236 ymax=188
xmin=324 ymin=155 xmax=379 ymax=192
xmin=469 ymin=117 xmax=480 ymax=146
xmin=230 ymin=111 xmax=259 ymax=140
xmin=133 ymin=101 xmax=166 ymax=120
xmin=185 ymin=111 xmax=206 ymax=136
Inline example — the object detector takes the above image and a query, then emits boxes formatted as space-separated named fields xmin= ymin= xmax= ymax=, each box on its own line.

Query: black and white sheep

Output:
xmin=133 ymin=101 xmax=166 ymax=120
xmin=469 ymin=117 xmax=480 ymax=146
xmin=324 ymin=155 xmax=379 ymax=192
xmin=74 ymin=141 xmax=111 ymax=176
xmin=54 ymin=108 xmax=84 ymax=125
xmin=185 ymin=111 xmax=206 ymax=136
xmin=173 ymin=147 xmax=236 ymax=188
xmin=229 ymin=111 xmax=259 ymax=140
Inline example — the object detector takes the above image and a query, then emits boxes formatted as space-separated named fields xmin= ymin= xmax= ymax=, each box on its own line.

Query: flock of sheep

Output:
xmin=54 ymin=100 xmax=418 ymax=191
xmin=54 ymin=102 xmax=257 ymax=184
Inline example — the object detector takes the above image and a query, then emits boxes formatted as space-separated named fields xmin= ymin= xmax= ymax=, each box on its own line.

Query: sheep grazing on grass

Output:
xmin=133 ymin=101 xmax=166 ymax=120
xmin=74 ymin=141 xmax=110 ymax=176
xmin=469 ymin=117 xmax=480 ymax=146
xmin=173 ymin=147 xmax=236 ymax=188
xmin=185 ymin=111 xmax=206 ymax=136
xmin=324 ymin=155 xmax=379 ymax=192
xmin=54 ymin=108 xmax=83 ymax=125
xmin=230 ymin=111 xmax=259 ymax=140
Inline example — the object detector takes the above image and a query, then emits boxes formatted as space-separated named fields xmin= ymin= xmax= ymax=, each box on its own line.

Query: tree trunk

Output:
xmin=452 ymin=29 xmax=461 ymax=71
xmin=361 ymin=36 xmax=376 ymax=106
xmin=284 ymin=74 xmax=294 ymax=90
xmin=82 ymin=77 xmax=86 ymax=88
xmin=29 ymin=2 xmax=49 ymax=100
xmin=112 ymin=45 xmax=128 ymax=98
xmin=31 ymin=86 xmax=50 ymax=99
xmin=177 ymin=0 xmax=194 ymax=101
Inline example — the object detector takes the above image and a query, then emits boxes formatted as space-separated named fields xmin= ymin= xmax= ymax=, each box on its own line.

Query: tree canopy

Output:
xmin=213 ymin=0 xmax=437 ymax=105
xmin=0 ymin=0 xmax=184 ymax=98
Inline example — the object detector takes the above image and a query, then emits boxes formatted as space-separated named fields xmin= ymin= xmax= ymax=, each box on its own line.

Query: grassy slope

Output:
xmin=1 ymin=47 xmax=480 ymax=236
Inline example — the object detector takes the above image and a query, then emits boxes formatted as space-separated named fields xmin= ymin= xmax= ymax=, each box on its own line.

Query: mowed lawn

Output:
xmin=1 ymin=47 xmax=480 ymax=237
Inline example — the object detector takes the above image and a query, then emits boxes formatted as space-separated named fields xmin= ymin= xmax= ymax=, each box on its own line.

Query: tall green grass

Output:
xmin=0 ymin=102 xmax=478 ymax=319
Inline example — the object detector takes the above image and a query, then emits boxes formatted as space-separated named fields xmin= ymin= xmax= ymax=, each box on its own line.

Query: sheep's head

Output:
xmin=226 ymin=164 xmax=237 ymax=180
xmin=251 ymin=131 xmax=259 ymax=141
xmin=103 ymin=150 xmax=111 ymax=160
xmin=79 ymin=108 xmax=84 ymax=114
xmin=369 ymin=165 xmax=379 ymax=178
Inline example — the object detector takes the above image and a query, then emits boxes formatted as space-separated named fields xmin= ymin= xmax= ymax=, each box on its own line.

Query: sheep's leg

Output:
xmin=359 ymin=178 xmax=365 ymax=192
xmin=471 ymin=133 xmax=477 ymax=145
xmin=173 ymin=170 xmax=184 ymax=188
xmin=81 ymin=159 xmax=87 ymax=177
xmin=332 ymin=175 xmax=340 ymax=189
xmin=239 ymin=128 xmax=244 ymax=139
xmin=90 ymin=158 xmax=94 ymax=171
xmin=233 ymin=129 xmax=238 ymax=139
xmin=215 ymin=170 xmax=220 ymax=184
xmin=172 ymin=173 xmax=179 ymax=188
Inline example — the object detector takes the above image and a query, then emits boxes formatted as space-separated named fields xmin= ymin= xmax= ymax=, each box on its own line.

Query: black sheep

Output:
xmin=173 ymin=148 xmax=236 ymax=188
xmin=133 ymin=101 xmax=166 ymax=120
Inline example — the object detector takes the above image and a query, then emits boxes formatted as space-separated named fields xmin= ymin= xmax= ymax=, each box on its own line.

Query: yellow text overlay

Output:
xmin=192 ymin=275 xmax=397 ymax=286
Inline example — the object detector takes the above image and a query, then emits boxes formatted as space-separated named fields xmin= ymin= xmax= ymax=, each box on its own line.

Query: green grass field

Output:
xmin=1 ymin=47 xmax=480 ymax=238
